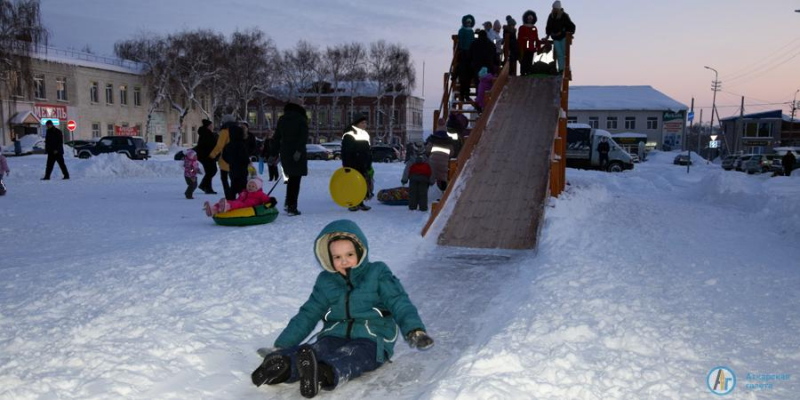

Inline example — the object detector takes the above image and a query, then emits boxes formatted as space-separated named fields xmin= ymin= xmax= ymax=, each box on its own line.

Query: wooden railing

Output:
xmin=432 ymin=36 xmax=461 ymax=130
xmin=549 ymin=33 xmax=573 ymax=198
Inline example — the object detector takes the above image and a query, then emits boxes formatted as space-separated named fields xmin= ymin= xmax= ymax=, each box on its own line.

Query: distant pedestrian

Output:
xmin=492 ymin=20 xmax=503 ymax=60
xmin=223 ymin=125 xmax=251 ymax=198
xmin=210 ymin=114 xmax=237 ymax=200
xmin=518 ymin=10 xmax=541 ymax=75
xmin=261 ymin=133 xmax=280 ymax=181
xmin=269 ymin=96 xmax=308 ymax=216
xmin=0 ymin=152 xmax=9 ymax=195
xmin=597 ymin=136 xmax=610 ymax=170
xmin=545 ymin=1 xmax=576 ymax=73
xmin=402 ymin=148 xmax=434 ymax=211
xmin=637 ymin=141 xmax=646 ymax=162
xmin=342 ymin=113 xmax=373 ymax=212
xmin=470 ymin=30 xmax=498 ymax=78
xmin=783 ymin=150 xmax=796 ymax=176
xmin=426 ymin=129 xmax=454 ymax=191
xmin=42 ymin=120 xmax=70 ymax=180
xmin=183 ymin=149 xmax=201 ymax=199
xmin=195 ymin=119 xmax=218 ymax=194
xmin=503 ymin=15 xmax=519 ymax=76
xmin=13 ymin=134 xmax=21 ymax=156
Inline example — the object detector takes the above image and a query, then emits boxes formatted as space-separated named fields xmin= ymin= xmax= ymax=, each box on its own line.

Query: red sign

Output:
xmin=34 ymin=104 xmax=68 ymax=120
xmin=66 ymin=120 xmax=77 ymax=131
xmin=114 ymin=126 xmax=140 ymax=136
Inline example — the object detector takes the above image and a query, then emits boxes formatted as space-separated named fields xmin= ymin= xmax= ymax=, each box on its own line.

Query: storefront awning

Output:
xmin=9 ymin=111 xmax=40 ymax=126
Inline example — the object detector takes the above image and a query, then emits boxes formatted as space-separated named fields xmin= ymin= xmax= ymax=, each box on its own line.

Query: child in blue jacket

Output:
xmin=252 ymin=220 xmax=433 ymax=398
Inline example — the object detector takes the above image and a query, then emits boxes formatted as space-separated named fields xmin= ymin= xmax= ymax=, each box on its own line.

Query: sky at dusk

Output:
xmin=41 ymin=0 xmax=800 ymax=131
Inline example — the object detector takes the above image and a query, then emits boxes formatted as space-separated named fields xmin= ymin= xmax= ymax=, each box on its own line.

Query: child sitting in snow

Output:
xmin=0 ymin=153 xmax=9 ymax=196
xmin=183 ymin=149 xmax=201 ymax=199
xmin=401 ymin=148 xmax=434 ymax=211
xmin=203 ymin=176 xmax=275 ymax=216
xmin=251 ymin=219 xmax=433 ymax=398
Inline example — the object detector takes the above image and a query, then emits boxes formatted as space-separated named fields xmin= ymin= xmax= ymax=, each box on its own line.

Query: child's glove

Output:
xmin=401 ymin=178 xmax=408 ymax=185
xmin=407 ymin=329 xmax=434 ymax=350
xmin=293 ymin=151 xmax=301 ymax=162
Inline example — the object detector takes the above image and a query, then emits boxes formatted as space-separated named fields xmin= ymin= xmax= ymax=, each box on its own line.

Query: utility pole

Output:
xmin=704 ymin=66 xmax=720 ymax=157
xmin=737 ymin=96 xmax=744 ymax=154
xmin=792 ymin=89 xmax=798 ymax=144
xmin=687 ymin=98 xmax=694 ymax=173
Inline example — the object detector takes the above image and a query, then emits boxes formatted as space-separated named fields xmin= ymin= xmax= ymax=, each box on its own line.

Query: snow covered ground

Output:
xmin=1 ymin=151 xmax=798 ymax=399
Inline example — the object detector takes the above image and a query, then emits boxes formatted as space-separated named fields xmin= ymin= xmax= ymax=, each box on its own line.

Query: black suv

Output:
xmin=371 ymin=145 xmax=399 ymax=162
xmin=74 ymin=136 xmax=149 ymax=160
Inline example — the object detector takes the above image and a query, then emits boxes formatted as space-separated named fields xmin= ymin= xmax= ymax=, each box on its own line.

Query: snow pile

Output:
xmin=79 ymin=153 xmax=181 ymax=179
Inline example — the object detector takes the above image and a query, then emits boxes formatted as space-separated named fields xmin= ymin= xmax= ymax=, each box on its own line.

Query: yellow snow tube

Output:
xmin=330 ymin=167 xmax=367 ymax=208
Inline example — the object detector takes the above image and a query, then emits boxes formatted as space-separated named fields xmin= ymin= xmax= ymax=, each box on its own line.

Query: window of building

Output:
xmin=191 ymin=126 xmax=198 ymax=144
xmin=119 ymin=85 xmax=128 ymax=106
xmin=758 ymin=122 xmax=771 ymax=137
xmin=588 ymin=117 xmax=599 ymax=129
xmin=248 ymin=110 xmax=258 ymax=127
xmin=317 ymin=108 xmax=328 ymax=128
xmin=264 ymin=112 xmax=273 ymax=130
xmin=92 ymin=123 xmax=100 ymax=138
xmin=134 ymin=87 xmax=142 ymax=106
xmin=7 ymin=71 xmax=23 ymax=97
xmin=332 ymin=111 xmax=341 ymax=127
xmin=105 ymin=84 xmax=114 ymax=104
xmin=56 ymin=77 xmax=67 ymax=101
xmin=392 ymin=109 xmax=400 ymax=125
xmin=647 ymin=117 xmax=658 ymax=130
xmin=107 ymin=123 xmax=114 ymax=136
xmin=624 ymin=116 xmax=636 ymax=130
xmin=606 ymin=116 xmax=618 ymax=130
xmin=567 ymin=116 xmax=578 ymax=124
xmin=90 ymin=82 xmax=99 ymax=103
xmin=33 ymin=74 xmax=45 ymax=99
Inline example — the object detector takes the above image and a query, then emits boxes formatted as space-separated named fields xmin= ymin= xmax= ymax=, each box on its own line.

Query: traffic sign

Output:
xmin=66 ymin=120 xmax=77 ymax=132
xmin=709 ymin=140 xmax=720 ymax=149
xmin=688 ymin=111 xmax=694 ymax=122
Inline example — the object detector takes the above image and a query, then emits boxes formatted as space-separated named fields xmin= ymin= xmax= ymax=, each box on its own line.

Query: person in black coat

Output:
xmin=341 ymin=113 xmax=373 ymax=211
xmin=269 ymin=98 xmax=309 ymax=216
xmin=545 ymin=1 xmax=576 ymax=73
xmin=223 ymin=126 xmax=251 ymax=197
xmin=783 ymin=150 xmax=796 ymax=176
xmin=596 ymin=136 xmax=610 ymax=170
xmin=195 ymin=119 xmax=218 ymax=194
xmin=42 ymin=120 xmax=69 ymax=180
xmin=470 ymin=30 xmax=498 ymax=80
xmin=261 ymin=133 xmax=280 ymax=181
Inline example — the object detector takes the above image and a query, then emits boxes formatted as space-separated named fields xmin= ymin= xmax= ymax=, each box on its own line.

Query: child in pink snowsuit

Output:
xmin=184 ymin=149 xmax=201 ymax=199
xmin=475 ymin=67 xmax=496 ymax=111
xmin=204 ymin=177 xmax=275 ymax=216
xmin=0 ymin=153 xmax=9 ymax=196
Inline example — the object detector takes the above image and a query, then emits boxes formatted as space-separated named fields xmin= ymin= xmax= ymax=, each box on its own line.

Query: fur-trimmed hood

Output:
xmin=314 ymin=219 xmax=370 ymax=274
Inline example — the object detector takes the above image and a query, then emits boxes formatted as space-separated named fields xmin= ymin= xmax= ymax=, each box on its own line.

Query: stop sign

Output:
xmin=66 ymin=120 xmax=76 ymax=131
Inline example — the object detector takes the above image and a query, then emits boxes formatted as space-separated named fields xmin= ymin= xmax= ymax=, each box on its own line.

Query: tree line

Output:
xmin=114 ymin=29 xmax=416 ymax=143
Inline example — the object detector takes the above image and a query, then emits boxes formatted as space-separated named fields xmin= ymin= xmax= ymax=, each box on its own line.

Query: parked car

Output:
xmin=673 ymin=153 xmax=692 ymax=166
xmin=371 ymin=144 xmax=399 ymax=162
xmin=744 ymin=154 xmax=777 ymax=174
xmin=721 ymin=155 xmax=737 ymax=170
xmin=734 ymin=154 xmax=754 ymax=171
xmin=306 ymin=144 xmax=333 ymax=160
xmin=2 ymin=134 xmax=45 ymax=156
xmin=74 ymin=136 xmax=149 ymax=160
xmin=65 ymin=139 xmax=96 ymax=148
xmin=320 ymin=142 xmax=342 ymax=160
xmin=147 ymin=142 xmax=169 ymax=155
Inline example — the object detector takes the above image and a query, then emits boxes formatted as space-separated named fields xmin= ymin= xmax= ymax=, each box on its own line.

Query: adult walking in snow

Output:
xmin=269 ymin=96 xmax=308 ymax=216
xmin=210 ymin=114 xmax=237 ymax=200
xmin=597 ymin=136 xmax=610 ymax=170
xmin=195 ymin=119 xmax=218 ymax=194
xmin=545 ymin=1 xmax=576 ymax=73
xmin=251 ymin=220 xmax=433 ymax=398
xmin=341 ymin=114 xmax=373 ymax=211
xmin=42 ymin=120 xmax=69 ymax=180
xmin=503 ymin=15 xmax=519 ymax=76
xmin=457 ymin=14 xmax=476 ymax=103
xmin=518 ymin=10 xmax=541 ymax=75
xmin=783 ymin=150 xmax=796 ymax=176
xmin=222 ymin=125 xmax=251 ymax=197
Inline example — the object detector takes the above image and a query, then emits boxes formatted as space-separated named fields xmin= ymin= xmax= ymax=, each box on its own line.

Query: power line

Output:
xmin=725 ymin=47 xmax=800 ymax=87
xmin=723 ymin=35 xmax=800 ymax=82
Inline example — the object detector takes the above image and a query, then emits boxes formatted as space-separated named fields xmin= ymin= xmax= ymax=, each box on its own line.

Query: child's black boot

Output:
xmin=297 ymin=345 xmax=320 ymax=398
xmin=251 ymin=354 xmax=291 ymax=387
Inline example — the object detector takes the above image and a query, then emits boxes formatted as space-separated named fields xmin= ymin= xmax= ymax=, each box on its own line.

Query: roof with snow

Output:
xmin=31 ymin=46 xmax=144 ymax=75
xmin=569 ymin=86 xmax=687 ymax=111
xmin=719 ymin=109 xmax=799 ymax=123
xmin=612 ymin=132 xmax=649 ymax=138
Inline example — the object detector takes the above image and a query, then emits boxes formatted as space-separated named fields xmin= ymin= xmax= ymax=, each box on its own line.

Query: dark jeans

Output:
xmin=785 ymin=165 xmax=794 ymax=177
xmin=599 ymin=153 xmax=609 ymax=170
xmin=184 ymin=176 xmax=197 ymax=198
xmin=408 ymin=179 xmax=429 ymax=211
xmin=268 ymin=164 xmax=279 ymax=181
xmin=458 ymin=52 xmax=473 ymax=101
xmin=230 ymin=173 xmax=247 ymax=200
xmin=199 ymin=159 xmax=217 ymax=192
xmin=520 ymin=50 xmax=535 ymax=75
xmin=44 ymin=152 xmax=69 ymax=179
xmin=273 ymin=336 xmax=382 ymax=389
xmin=220 ymin=170 xmax=232 ymax=200
xmin=286 ymin=175 xmax=302 ymax=210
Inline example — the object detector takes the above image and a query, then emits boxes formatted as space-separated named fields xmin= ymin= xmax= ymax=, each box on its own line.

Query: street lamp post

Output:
xmin=704 ymin=66 xmax=720 ymax=158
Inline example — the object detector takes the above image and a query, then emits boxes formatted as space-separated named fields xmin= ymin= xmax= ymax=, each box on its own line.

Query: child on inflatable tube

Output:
xmin=204 ymin=177 xmax=275 ymax=216
xmin=251 ymin=219 xmax=433 ymax=398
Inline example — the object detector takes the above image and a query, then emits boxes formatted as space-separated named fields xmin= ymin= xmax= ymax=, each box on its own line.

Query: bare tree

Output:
xmin=0 ymin=0 xmax=47 ymax=145
xmin=223 ymin=29 xmax=276 ymax=125
xmin=341 ymin=42 xmax=367 ymax=127
xmin=385 ymin=43 xmax=416 ymax=144
xmin=368 ymin=40 xmax=392 ymax=141
xmin=324 ymin=44 xmax=348 ymax=133
xmin=165 ymin=29 xmax=224 ymax=146
xmin=280 ymin=40 xmax=318 ymax=99
xmin=115 ymin=33 xmax=170 ymax=142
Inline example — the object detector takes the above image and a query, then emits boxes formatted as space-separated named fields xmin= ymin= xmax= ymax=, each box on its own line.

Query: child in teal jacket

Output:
xmin=252 ymin=219 xmax=433 ymax=398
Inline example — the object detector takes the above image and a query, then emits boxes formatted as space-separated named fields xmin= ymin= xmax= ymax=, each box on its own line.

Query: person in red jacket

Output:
xmin=517 ymin=10 xmax=541 ymax=75
xmin=204 ymin=177 xmax=275 ymax=216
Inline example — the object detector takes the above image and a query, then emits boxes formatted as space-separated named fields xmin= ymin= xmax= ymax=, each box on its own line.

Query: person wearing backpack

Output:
xmin=401 ymin=149 xmax=434 ymax=211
